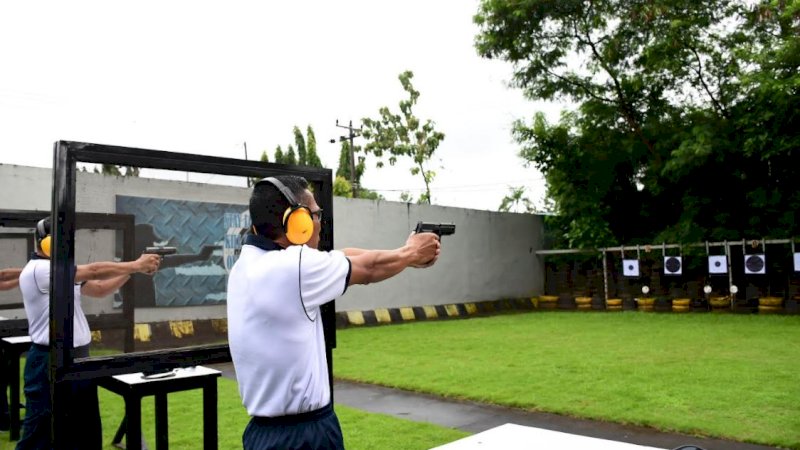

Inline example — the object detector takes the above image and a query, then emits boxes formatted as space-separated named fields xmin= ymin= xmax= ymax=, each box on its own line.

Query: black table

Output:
xmin=1 ymin=335 xmax=31 ymax=441
xmin=98 ymin=366 xmax=221 ymax=450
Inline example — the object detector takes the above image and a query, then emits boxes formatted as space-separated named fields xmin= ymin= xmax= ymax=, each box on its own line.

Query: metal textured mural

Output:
xmin=116 ymin=196 xmax=250 ymax=307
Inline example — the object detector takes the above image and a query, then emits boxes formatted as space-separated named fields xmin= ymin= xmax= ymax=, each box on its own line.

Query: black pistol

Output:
xmin=144 ymin=246 xmax=178 ymax=257
xmin=414 ymin=222 xmax=456 ymax=238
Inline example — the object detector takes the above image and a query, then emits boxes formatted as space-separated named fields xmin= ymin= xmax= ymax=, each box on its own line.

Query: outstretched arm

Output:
xmin=346 ymin=232 xmax=440 ymax=286
xmin=81 ymin=274 xmax=135 ymax=298
xmin=75 ymin=254 xmax=160 ymax=283
xmin=342 ymin=248 xmax=368 ymax=257
xmin=0 ymin=268 xmax=22 ymax=291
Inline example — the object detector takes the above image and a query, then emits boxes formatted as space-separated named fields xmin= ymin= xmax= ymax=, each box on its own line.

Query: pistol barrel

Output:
xmin=144 ymin=246 xmax=178 ymax=256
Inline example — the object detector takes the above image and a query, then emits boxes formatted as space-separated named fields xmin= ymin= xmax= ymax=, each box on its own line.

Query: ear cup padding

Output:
xmin=40 ymin=235 xmax=51 ymax=258
xmin=283 ymin=207 xmax=313 ymax=245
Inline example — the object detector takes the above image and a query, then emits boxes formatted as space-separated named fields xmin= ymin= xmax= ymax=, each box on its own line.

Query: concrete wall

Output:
xmin=0 ymin=163 xmax=544 ymax=323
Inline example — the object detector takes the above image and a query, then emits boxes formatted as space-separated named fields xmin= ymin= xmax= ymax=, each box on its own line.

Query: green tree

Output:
xmin=333 ymin=141 xmax=381 ymax=200
xmin=100 ymin=164 xmax=139 ymax=177
xmin=475 ymin=0 xmax=799 ymax=248
xmin=333 ymin=175 xmax=353 ymax=198
xmin=336 ymin=141 xmax=365 ymax=187
xmin=274 ymin=126 xmax=321 ymax=167
xmin=498 ymin=186 xmax=536 ymax=214
xmin=305 ymin=126 xmax=323 ymax=168
xmin=285 ymin=145 xmax=297 ymax=165
xmin=362 ymin=70 xmax=446 ymax=204
xmin=293 ymin=126 xmax=307 ymax=165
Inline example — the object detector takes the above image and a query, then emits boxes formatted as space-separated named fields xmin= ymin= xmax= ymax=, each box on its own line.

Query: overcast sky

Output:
xmin=0 ymin=0 xmax=563 ymax=212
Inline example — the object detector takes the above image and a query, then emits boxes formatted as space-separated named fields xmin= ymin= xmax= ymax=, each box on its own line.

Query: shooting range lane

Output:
xmin=209 ymin=363 xmax=780 ymax=450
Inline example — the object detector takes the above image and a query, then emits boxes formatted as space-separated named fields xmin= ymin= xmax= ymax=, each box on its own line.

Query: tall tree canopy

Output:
xmin=294 ymin=126 xmax=307 ymax=165
xmin=362 ymin=71 xmax=446 ymax=204
xmin=475 ymin=0 xmax=799 ymax=248
xmin=273 ymin=126 xmax=323 ymax=168
xmin=305 ymin=126 xmax=322 ymax=167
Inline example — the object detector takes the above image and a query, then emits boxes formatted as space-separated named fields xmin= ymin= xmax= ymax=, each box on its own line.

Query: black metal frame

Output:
xmin=0 ymin=232 xmax=33 ymax=312
xmin=0 ymin=210 xmax=137 ymax=344
xmin=50 ymin=141 xmax=335 ymax=447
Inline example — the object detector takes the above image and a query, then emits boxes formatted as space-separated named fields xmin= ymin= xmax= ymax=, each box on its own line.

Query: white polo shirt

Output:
xmin=227 ymin=236 xmax=350 ymax=417
xmin=19 ymin=257 xmax=92 ymax=347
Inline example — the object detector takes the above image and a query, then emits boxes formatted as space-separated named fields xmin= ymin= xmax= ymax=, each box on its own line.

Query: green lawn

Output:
xmin=0 ymin=376 xmax=468 ymax=450
xmin=4 ymin=311 xmax=798 ymax=449
xmin=334 ymin=311 xmax=800 ymax=449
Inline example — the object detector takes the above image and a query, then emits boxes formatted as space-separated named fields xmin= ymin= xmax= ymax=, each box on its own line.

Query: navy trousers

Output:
xmin=15 ymin=343 xmax=102 ymax=450
xmin=243 ymin=403 xmax=345 ymax=450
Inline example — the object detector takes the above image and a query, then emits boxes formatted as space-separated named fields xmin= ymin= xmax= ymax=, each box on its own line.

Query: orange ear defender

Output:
xmin=257 ymin=177 xmax=313 ymax=245
xmin=282 ymin=205 xmax=313 ymax=245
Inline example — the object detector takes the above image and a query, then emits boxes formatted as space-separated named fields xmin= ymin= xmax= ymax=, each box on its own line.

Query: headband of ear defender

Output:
xmin=35 ymin=218 xmax=51 ymax=258
xmin=255 ymin=177 xmax=314 ymax=245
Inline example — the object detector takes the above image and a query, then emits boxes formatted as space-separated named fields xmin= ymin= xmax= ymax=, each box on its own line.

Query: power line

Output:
xmin=368 ymin=178 xmax=544 ymax=193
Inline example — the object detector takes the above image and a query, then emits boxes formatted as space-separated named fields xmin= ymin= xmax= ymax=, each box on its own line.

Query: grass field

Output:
xmin=334 ymin=311 xmax=800 ymax=449
xmin=2 ymin=311 xmax=798 ymax=449
xmin=0 ymin=376 xmax=468 ymax=450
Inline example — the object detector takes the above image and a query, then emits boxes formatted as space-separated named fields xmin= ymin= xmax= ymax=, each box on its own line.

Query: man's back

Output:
xmin=226 ymin=242 xmax=349 ymax=417
xmin=19 ymin=258 xmax=89 ymax=347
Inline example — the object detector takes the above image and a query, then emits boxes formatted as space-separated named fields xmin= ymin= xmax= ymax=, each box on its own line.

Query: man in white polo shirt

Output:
xmin=227 ymin=175 xmax=441 ymax=450
xmin=16 ymin=217 xmax=161 ymax=450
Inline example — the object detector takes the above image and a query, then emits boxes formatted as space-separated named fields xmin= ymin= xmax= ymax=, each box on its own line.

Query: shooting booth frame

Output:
xmin=49 ymin=141 xmax=335 ymax=448
xmin=0 ymin=210 xmax=138 ymax=440
xmin=0 ymin=210 xmax=137 ymax=344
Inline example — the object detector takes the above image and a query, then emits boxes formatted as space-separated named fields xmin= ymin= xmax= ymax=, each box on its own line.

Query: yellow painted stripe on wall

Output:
xmin=445 ymin=304 xmax=459 ymax=317
xmin=374 ymin=309 xmax=392 ymax=323
xmin=169 ymin=320 xmax=195 ymax=338
xmin=465 ymin=303 xmax=477 ymax=315
xmin=399 ymin=307 xmax=416 ymax=321
xmin=347 ymin=311 xmax=365 ymax=325
xmin=134 ymin=324 xmax=152 ymax=342
xmin=211 ymin=319 xmax=228 ymax=333
xmin=423 ymin=306 xmax=438 ymax=319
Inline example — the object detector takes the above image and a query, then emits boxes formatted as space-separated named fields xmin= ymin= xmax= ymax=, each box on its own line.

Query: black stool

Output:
xmin=0 ymin=335 xmax=32 ymax=441
xmin=98 ymin=366 xmax=221 ymax=450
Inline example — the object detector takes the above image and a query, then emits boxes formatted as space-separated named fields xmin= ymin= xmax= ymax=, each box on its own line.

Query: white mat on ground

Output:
xmin=431 ymin=423 xmax=666 ymax=450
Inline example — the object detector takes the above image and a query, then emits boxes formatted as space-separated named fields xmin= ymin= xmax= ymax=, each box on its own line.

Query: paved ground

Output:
xmin=210 ymin=363 xmax=781 ymax=450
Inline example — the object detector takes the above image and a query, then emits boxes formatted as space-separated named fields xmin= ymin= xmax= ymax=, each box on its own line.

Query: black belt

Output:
xmin=252 ymin=403 xmax=333 ymax=426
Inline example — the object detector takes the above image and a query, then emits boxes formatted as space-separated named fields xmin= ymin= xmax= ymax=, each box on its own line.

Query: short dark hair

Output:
xmin=249 ymin=175 xmax=309 ymax=239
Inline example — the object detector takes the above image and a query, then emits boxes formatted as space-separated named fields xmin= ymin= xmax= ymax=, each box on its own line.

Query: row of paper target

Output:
xmin=621 ymin=253 xmax=800 ymax=277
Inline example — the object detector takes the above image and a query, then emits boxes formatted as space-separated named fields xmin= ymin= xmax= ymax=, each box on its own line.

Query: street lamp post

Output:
xmin=330 ymin=119 xmax=362 ymax=197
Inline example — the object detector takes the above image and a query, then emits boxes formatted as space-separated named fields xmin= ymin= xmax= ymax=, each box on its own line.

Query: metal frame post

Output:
xmin=49 ymin=141 xmax=336 ymax=449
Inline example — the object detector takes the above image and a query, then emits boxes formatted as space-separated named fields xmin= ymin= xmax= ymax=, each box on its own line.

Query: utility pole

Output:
xmin=331 ymin=119 xmax=362 ymax=197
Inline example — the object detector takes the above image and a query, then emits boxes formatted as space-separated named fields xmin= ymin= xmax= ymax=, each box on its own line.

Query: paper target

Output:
xmin=744 ymin=254 xmax=765 ymax=274
xmin=708 ymin=255 xmax=728 ymax=274
xmin=664 ymin=256 xmax=682 ymax=275
xmin=622 ymin=259 xmax=640 ymax=277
